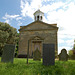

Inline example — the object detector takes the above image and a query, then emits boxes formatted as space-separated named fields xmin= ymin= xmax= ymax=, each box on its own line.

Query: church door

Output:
xmin=34 ymin=43 xmax=40 ymax=50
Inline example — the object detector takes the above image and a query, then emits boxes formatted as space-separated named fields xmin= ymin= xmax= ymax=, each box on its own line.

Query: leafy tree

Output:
xmin=73 ymin=40 xmax=75 ymax=49
xmin=68 ymin=40 xmax=75 ymax=59
xmin=0 ymin=22 xmax=18 ymax=56
xmin=15 ymin=33 xmax=19 ymax=57
xmin=69 ymin=50 xmax=73 ymax=56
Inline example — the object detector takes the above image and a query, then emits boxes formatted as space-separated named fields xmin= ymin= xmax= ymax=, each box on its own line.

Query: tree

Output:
xmin=15 ymin=33 xmax=19 ymax=57
xmin=68 ymin=40 xmax=75 ymax=59
xmin=0 ymin=22 xmax=18 ymax=56
xmin=68 ymin=50 xmax=73 ymax=56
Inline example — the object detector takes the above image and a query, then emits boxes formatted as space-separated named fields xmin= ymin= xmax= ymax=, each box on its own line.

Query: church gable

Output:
xmin=19 ymin=21 xmax=58 ymax=31
xmin=18 ymin=9 xmax=58 ymax=58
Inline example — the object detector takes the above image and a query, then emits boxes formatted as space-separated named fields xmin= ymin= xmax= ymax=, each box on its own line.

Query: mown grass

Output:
xmin=0 ymin=57 xmax=75 ymax=75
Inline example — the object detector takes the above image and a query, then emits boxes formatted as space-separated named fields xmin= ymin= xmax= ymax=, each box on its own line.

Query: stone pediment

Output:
xmin=19 ymin=21 xmax=58 ymax=31
xmin=30 ymin=36 xmax=44 ymax=40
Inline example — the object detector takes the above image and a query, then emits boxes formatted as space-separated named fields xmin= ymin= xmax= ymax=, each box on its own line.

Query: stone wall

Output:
xmin=18 ymin=29 xmax=57 ymax=57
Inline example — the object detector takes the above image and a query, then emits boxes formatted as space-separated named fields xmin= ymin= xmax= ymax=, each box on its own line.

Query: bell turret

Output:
xmin=34 ymin=9 xmax=44 ymax=21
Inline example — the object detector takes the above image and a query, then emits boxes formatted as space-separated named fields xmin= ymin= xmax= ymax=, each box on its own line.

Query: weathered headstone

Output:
xmin=1 ymin=44 xmax=15 ymax=63
xmin=33 ymin=48 xmax=41 ymax=61
xmin=43 ymin=44 xmax=55 ymax=66
xmin=59 ymin=48 xmax=68 ymax=61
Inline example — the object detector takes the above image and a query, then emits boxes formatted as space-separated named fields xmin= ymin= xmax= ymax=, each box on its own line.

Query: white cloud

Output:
xmin=42 ymin=0 xmax=54 ymax=1
xmin=66 ymin=39 xmax=74 ymax=46
xmin=20 ymin=0 xmax=39 ymax=18
xmin=17 ymin=21 xmax=22 ymax=26
xmin=20 ymin=0 xmax=75 ymax=53
xmin=44 ymin=2 xmax=75 ymax=52
xmin=5 ymin=19 xmax=10 ymax=24
xmin=3 ymin=13 xmax=19 ymax=19
xmin=58 ymin=39 xmax=65 ymax=44
xmin=20 ymin=0 xmax=53 ymax=18
xmin=20 ymin=0 xmax=65 ymax=18
xmin=3 ymin=13 xmax=22 ymax=25
xmin=58 ymin=46 xmax=71 ymax=54
xmin=3 ymin=13 xmax=20 ymax=23
xmin=16 ymin=17 xmax=22 ymax=21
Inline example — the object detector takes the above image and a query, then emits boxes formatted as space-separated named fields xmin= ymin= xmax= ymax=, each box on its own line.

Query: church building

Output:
xmin=18 ymin=10 xmax=58 ymax=57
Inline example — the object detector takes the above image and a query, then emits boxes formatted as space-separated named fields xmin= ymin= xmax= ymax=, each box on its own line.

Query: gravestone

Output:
xmin=33 ymin=48 xmax=41 ymax=61
xmin=59 ymin=48 xmax=68 ymax=61
xmin=1 ymin=44 xmax=15 ymax=63
xmin=43 ymin=44 xmax=55 ymax=66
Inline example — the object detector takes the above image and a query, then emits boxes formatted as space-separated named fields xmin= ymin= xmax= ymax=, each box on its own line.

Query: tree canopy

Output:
xmin=0 ymin=22 xmax=18 ymax=55
xmin=68 ymin=40 xmax=75 ymax=59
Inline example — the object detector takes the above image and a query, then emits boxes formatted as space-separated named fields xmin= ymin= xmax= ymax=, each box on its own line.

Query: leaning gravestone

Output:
xmin=59 ymin=48 xmax=68 ymax=61
xmin=33 ymin=48 xmax=41 ymax=61
xmin=1 ymin=44 xmax=15 ymax=63
xmin=43 ymin=44 xmax=55 ymax=66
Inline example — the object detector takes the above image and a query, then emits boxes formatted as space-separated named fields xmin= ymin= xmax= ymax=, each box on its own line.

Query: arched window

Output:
xmin=41 ymin=16 xmax=42 ymax=20
xmin=37 ymin=16 xmax=39 ymax=20
xmin=35 ymin=16 xmax=36 ymax=20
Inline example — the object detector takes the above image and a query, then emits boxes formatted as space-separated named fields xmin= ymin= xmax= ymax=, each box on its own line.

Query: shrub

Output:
xmin=69 ymin=50 xmax=75 ymax=60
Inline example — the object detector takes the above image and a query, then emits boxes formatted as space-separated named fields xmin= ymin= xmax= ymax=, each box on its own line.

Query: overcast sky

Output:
xmin=0 ymin=0 xmax=75 ymax=54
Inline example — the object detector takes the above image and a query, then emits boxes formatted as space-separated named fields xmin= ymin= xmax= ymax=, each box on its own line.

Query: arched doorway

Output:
xmin=30 ymin=36 xmax=44 ymax=57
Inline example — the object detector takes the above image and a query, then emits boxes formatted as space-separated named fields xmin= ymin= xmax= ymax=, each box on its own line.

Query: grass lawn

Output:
xmin=0 ymin=57 xmax=75 ymax=75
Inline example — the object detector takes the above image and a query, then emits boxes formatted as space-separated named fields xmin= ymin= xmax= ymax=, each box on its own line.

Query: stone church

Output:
xmin=18 ymin=10 xmax=58 ymax=57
